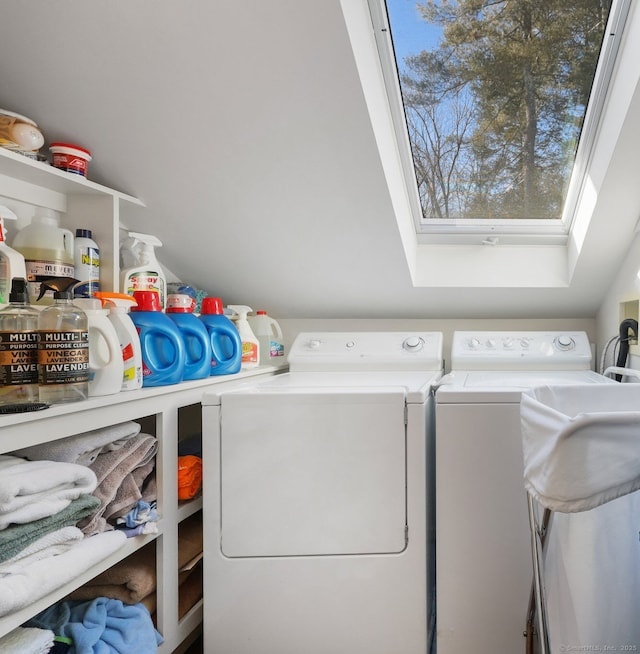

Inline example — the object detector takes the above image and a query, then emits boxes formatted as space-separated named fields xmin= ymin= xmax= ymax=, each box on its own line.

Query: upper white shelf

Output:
xmin=0 ymin=146 xmax=143 ymax=206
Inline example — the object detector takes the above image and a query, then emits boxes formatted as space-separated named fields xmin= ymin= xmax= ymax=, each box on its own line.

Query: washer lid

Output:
xmin=202 ymin=369 xmax=442 ymax=405
xmin=436 ymin=369 xmax=614 ymax=403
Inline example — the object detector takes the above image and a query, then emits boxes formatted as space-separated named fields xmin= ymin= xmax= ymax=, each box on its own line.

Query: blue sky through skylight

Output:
xmin=386 ymin=0 xmax=441 ymax=72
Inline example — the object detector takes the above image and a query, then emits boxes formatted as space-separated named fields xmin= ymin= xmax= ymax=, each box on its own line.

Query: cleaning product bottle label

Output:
xmin=74 ymin=245 xmax=100 ymax=298
xmin=25 ymin=260 xmax=75 ymax=301
xmin=37 ymin=329 xmax=89 ymax=386
xmin=0 ymin=331 xmax=38 ymax=385
xmin=242 ymin=341 xmax=258 ymax=364
xmin=125 ymin=272 xmax=165 ymax=307
xmin=269 ymin=340 xmax=285 ymax=357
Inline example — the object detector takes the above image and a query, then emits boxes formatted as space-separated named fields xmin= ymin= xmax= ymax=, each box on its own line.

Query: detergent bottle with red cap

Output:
xmin=198 ymin=297 xmax=242 ymax=375
xmin=129 ymin=290 xmax=185 ymax=387
xmin=166 ymin=293 xmax=211 ymax=380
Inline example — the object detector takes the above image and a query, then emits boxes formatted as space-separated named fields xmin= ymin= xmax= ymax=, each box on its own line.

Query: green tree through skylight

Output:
xmin=386 ymin=0 xmax=613 ymax=220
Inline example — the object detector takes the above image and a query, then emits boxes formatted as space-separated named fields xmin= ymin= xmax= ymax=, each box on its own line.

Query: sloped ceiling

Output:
xmin=0 ymin=0 xmax=636 ymax=318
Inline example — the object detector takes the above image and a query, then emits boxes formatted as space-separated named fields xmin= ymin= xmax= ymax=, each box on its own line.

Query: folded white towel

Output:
xmin=0 ymin=529 xmax=126 ymax=617
xmin=0 ymin=526 xmax=84 ymax=576
xmin=10 ymin=421 xmax=142 ymax=465
xmin=0 ymin=455 xmax=98 ymax=530
xmin=0 ymin=626 xmax=54 ymax=653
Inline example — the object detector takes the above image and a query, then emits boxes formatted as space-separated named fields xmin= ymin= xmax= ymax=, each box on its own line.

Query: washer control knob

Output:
xmin=554 ymin=335 xmax=576 ymax=351
xmin=403 ymin=336 xmax=424 ymax=352
xmin=503 ymin=338 xmax=513 ymax=349
xmin=519 ymin=339 xmax=530 ymax=349
xmin=307 ymin=339 xmax=322 ymax=350
xmin=486 ymin=339 xmax=496 ymax=349
xmin=468 ymin=337 xmax=481 ymax=349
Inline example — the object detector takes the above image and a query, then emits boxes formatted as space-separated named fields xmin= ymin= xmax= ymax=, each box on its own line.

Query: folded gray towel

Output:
xmin=79 ymin=433 xmax=158 ymax=536
xmin=10 ymin=421 xmax=142 ymax=465
xmin=0 ymin=494 xmax=100 ymax=563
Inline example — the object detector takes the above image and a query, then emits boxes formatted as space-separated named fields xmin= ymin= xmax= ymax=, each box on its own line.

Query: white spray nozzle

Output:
xmin=128 ymin=232 xmax=163 ymax=248
xmin=228 ymin=305 xmax=253 ymax=320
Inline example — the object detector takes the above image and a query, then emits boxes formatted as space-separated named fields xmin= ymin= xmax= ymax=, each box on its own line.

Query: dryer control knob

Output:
xmin=307 ymin=339 xmax=322 ymax=350
xmin=554 ymin=335 xmax=576 ymax=351
xmin=403 ymin=336 xmax=424 ymax=352
xmin=468 ymin=337 xmax=481 ymax=349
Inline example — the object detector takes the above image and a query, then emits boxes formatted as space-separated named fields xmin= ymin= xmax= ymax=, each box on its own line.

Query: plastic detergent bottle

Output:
xmin=0 ymin=277 xmax=39 ymax=405
xmin=120 ymin=232 xmax=167 ymax=310
xmin=94 ymin=292 xmax=143 ymax=391
xmin=12 ymin=208 xmax=75 ymax=304
xmin=198 ymin=297 xmax=242 ymax=375
xmin=166 ymin=293 xmax=211 ymax=380
xmin=129 ymin=290 xmax=185 ymax=387
xmin=0 ymin=206 xmax=27 ymax=304
xmin=73 ymin=228 xmax=100 ymax=298
xmin=228 ymin=305 xmax=259 ymax=368
xmin=248 ymin=310 xmax=285 ymax=366
xmin=74 ymin=298 xmax=123 ymax=397
xmin=36 ymin=277 xmax=89 ymax=404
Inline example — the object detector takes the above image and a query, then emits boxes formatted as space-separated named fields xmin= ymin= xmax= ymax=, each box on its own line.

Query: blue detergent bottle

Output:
xmin=129 ymin=290 xmax=185 ymax=386
xmin=165 ymin=293 xmax=211 ymax=380
xmin=198 ymin=297 xmax=242 ymax=375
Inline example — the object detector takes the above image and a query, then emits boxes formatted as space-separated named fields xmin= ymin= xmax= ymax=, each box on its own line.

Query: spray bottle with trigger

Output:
xmin=228 ymin=305 xmax=259 ymax=368
xmin=0 ymin=205 xmax=27 ymax=304
xmin=120 ymin=232 xmax=167 ymax=310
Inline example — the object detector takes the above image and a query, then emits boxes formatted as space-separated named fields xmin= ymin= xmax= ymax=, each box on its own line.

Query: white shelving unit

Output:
xmin=0 ymin=370 xmax=281 ymax=652
xmin=0 ymin=147 xmax=281 ymax=651
xmin=0 ymin=145 xmax=144 ymax=294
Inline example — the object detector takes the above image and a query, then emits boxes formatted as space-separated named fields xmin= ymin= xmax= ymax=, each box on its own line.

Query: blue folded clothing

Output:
xmin=27 ymin=597 xmax=163 ymax=654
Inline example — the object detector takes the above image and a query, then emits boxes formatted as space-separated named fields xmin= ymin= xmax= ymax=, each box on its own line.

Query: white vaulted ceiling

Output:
xmin=1 ymin=1 xmax=639 ymax=318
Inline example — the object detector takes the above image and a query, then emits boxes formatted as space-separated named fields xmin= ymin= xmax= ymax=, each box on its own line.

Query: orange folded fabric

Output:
xmin=177 ymin=455 xmax=202 ymax=500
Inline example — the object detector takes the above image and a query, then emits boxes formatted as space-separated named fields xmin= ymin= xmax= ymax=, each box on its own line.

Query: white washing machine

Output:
xmin=201 ymin=331 xmax=443 ymax=654
xmin=434 ymin=331 xmax=614 ymax=654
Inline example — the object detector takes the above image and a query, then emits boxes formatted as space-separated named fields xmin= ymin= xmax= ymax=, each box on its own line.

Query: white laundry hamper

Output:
xmin=520 ymin=383 xmax=640 ymax=654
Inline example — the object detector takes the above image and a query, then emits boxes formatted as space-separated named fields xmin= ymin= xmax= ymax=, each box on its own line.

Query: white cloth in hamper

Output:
xmin=0 ymin=625 xmax=54 ymax=653
xmin=0 ymin=455 xmax=97 ymax=530
xmin=0 ymin=529 xmax=126 ymax=617
xmin=10 ymin=421 xmax=142 ymax=466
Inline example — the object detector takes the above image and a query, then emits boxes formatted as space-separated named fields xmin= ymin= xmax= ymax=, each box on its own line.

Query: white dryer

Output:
xmin=201 ymin=331 xmax=443 ymax=654
xmin=434 ymin=331 xmax=614 ymax=654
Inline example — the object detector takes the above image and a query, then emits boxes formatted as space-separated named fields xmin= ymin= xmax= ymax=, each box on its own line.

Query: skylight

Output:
xmin=372 ymin=0 xmax=629 ymax=239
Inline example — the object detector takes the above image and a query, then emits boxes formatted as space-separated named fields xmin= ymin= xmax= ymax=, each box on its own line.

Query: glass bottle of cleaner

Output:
xmin=166 ymin=293 xmax=211 ymax=380
xmin=198 ymin=297 xmax=242 ymax=375
xmin=36 ymin=277 xmax=89 ymax=404
xmin=0 ymin=277 xmax=39 ymax=405
xmin=73 ymin=228 xmax=100 ymax=298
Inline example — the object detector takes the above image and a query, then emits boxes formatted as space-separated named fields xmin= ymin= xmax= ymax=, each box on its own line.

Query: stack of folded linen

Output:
xmin=10 ymin=421 xmax=159 ymax=536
